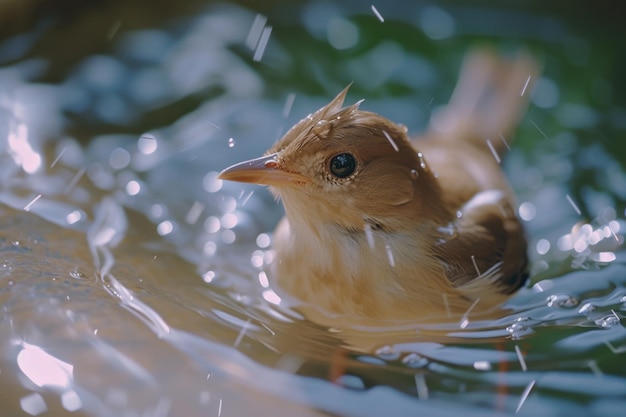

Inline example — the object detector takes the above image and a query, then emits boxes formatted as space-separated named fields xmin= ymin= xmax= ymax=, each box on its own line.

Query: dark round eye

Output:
xmin=329 ymin=153 xmax=356 ymax=178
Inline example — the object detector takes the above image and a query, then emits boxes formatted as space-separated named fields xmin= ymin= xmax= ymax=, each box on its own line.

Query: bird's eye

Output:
xmin=329 ymin=153 xmax=356 ymax=178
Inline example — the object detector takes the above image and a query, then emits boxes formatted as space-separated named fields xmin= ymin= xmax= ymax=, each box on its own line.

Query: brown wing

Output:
xmin=434 ymin=196 xmax=528 ymax=299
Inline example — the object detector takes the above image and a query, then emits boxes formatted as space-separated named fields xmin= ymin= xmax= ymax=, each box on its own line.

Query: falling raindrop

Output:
xmin=228 ymin=138 xmax=235 ymax=148
xmin=546 ymin=294 xmax=579 ymax=308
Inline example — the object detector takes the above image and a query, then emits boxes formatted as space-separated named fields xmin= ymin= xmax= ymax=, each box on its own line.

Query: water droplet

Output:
xmin=256 ymin=233 xmax=271 ymax=249
xmin=506 ymin=317 xmax=534 ymax=340
xmin=402 ymin=353 xmax=429 ymax=368
xmin=138 ymin=134 xmax=158 ymax=155
xmin=203 ymin=171 xmax=223 ymax=193
xmin=546 ymin=294 xmax=579 ymax=308
xmin=203 ymin=270 xmax=216 ymax=283
xmin=590 ymin=252 xmax=616 ymax=263
xmin=594 ymin=313 xmax=621 ymax=328
xmin=221 ymin=229 xmax=236 ymax=244
xmin=258 ymin=271 xmax=269 ymax=288
xmin=436 ymin=223 xmax=458 ymax=242
xmin=519 ymin=201 xmax=537 ymax=221
xmin=109 ymin=147 xmax=131 ymax=170
xmin=220 ymin=213 xmax=238 ymax=229
xmin=417 ymin=152 xmax=428 ymax=170
xmin=157 ymin=220 xmax=174 ymax=236
xmin=312 ymin=120 xmax=330 ymax=138
xmin=250 ymin=250 xmax=264 ymax=268
xmin=204 ymin=216 xmax=221 ymax=234
xmin=125 ymin=180 xmax=141 ymax=196
xmin=410 ymin=169 xmax=419 ymax=179
xmin=66 ymin=210 xmax=83 ymax=225
xmin=536 ymin=238 xmax=551 ymax=255
xmin=375 ymin=345 xmax=400 ymax=360
xmin=69 ymin=270 xmax=85 ymax=280
xmin=228 ymin=138 xmax=235 ymax=148
xmin=203 ymin=241 xmax=217 ymax=256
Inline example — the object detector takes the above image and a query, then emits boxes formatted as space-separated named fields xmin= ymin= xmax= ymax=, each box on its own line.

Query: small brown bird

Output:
xmin=219 ymin=49 xmax=536 ymax=327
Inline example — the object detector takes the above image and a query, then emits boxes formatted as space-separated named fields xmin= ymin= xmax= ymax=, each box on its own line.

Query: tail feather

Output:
xmin=429 ymin=48 xmax=540 ymax=155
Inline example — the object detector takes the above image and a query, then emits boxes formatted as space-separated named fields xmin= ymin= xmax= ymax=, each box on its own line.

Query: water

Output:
xmin=0 ymin=2 xmax=625 ymax=416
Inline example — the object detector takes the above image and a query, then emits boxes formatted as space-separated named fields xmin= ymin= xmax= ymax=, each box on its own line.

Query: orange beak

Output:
xmin=218 ymin=153 xmax=309 ymax=186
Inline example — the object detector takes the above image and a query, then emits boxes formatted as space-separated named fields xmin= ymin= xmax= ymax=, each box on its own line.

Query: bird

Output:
xmin=219 ymin=49 xmax=537 ymax=328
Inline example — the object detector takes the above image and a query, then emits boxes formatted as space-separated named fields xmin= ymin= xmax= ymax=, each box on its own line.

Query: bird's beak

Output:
xmin=218 ymin=153 xmax=309 ymax=186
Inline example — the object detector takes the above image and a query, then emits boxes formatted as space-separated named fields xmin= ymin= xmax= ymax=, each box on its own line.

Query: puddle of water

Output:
xmin=0 ymin=2 xmax=625 ymax=416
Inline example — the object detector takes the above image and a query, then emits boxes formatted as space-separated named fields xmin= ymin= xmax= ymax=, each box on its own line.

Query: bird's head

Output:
xmin=219 ymin=86 xmax=447 ymax=233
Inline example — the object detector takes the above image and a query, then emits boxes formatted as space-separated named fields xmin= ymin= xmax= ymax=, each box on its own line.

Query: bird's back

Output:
xmin=415 ymin=49 xmax=538 ymax=300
